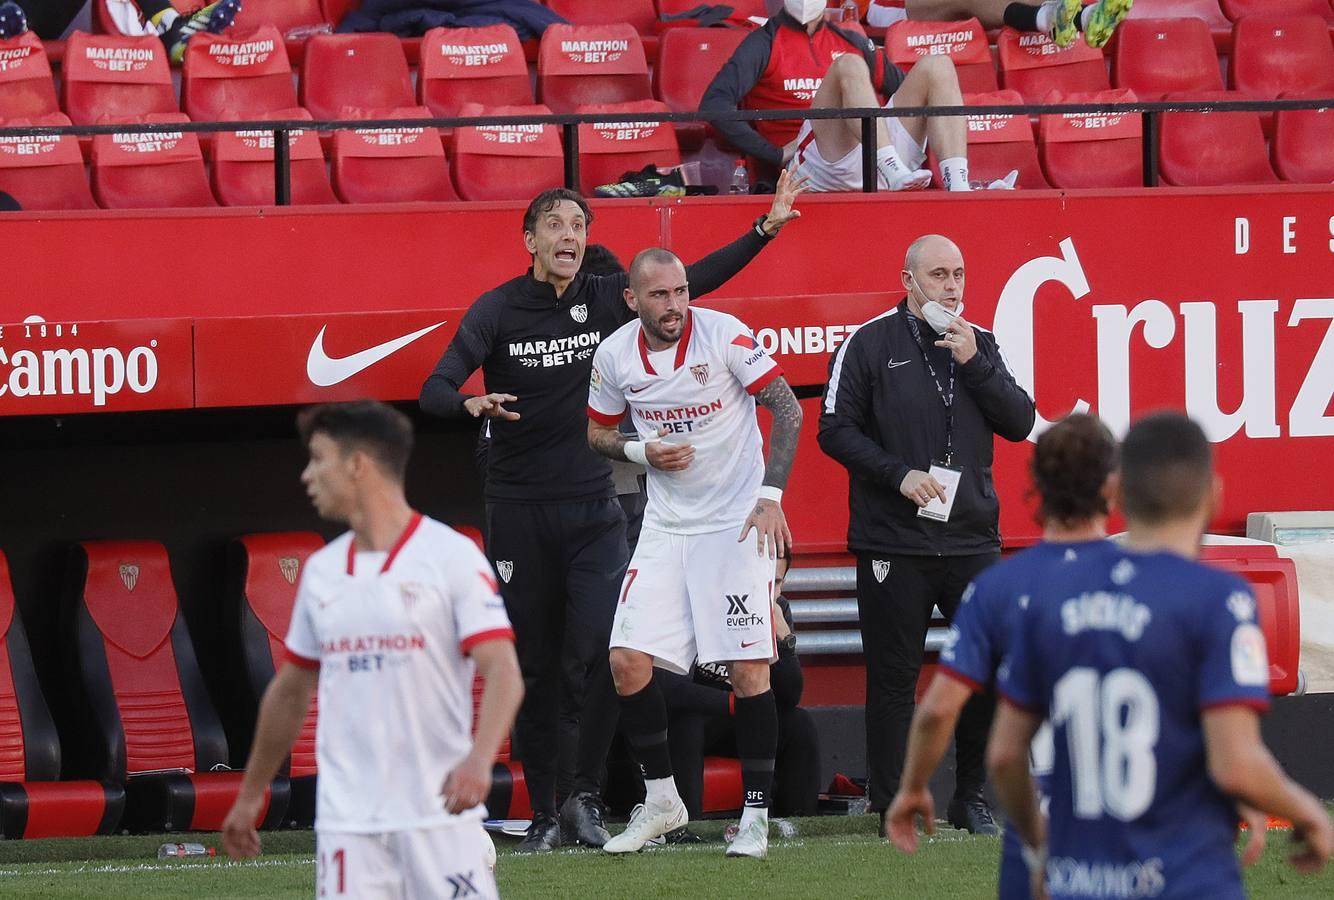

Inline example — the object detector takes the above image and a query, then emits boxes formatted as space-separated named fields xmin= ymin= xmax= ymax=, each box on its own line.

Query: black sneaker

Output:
xmin=560 ymin=791 xmax=610 ymax=848
xmin=946 ymin=793 xmax=999 ymax=835
xmin=594 ymin=165 xmax=686 ymax=198
xmin=0 ymin=1 xmax=28 ymax=39
xmin=515 ymin=810 xmax=563 ymax=853
xmin=663 ymin=825 xmax=704 ymax=844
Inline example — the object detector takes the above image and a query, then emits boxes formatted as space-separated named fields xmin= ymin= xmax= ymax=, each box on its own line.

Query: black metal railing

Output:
xmin=2 ymin=96 xmax=1330 ymax=204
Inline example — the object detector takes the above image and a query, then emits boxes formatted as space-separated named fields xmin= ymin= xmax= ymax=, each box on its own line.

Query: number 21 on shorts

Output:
xmin=318 ymin=847 xmax=347 ymax=896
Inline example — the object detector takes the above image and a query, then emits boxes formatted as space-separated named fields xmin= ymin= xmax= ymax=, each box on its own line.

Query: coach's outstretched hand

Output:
xmin=758 ymin=170 xmax=808 ymax=238
xmin=222 ymin=792 xmax=264 ymax=859
xmin=464 ymin=393 xmax=521 ymax=421
xmin=738 ymin=497 xmax=790 ymax=559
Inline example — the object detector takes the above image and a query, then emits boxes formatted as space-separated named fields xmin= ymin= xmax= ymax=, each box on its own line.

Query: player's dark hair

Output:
xmin=1030 ymin=413 xmax=1118 ymax=527
xmin=1120 ymin=411 xmax=1213 ymax=525
xmin=628 ymin=247 xmax=682 ymax=291
xmin=297 ymin=400 xmax=414 ymax=483
xmin=583 ymin=243 xmax=625 ymax=276
xmin=522 ymin=188 xmax=593 ymax=236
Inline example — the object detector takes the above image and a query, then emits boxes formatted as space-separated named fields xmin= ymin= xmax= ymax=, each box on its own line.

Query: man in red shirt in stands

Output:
xmin=703 ymin=0 xmax=972 ymax=192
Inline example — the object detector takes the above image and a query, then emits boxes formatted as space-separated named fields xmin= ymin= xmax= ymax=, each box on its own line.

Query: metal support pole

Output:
xmin=273 ymin=128 xmax=291 ymax=206
xmin=861 ymin=116 xmax=877 ymax=193
xmin=1142 ymin=111 xmax=1159 ymax=188
xmin=563 ymin=123 xmax=580 ymax=191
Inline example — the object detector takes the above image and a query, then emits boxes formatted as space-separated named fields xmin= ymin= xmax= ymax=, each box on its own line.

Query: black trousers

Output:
xmin=486 ymin=499 xmax=627 ymax=815
xmin=857 ymin=551 xmax=999 ymax=810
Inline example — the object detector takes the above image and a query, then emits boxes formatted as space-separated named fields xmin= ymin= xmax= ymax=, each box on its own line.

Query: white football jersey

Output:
xmin=284 ymin=514 xmax=513 ymax=833
xmin=588 ymin=308 xmax=782 ymax=533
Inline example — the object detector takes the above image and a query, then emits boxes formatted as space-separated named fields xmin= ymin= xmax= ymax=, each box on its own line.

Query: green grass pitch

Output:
xmin=1 ymin=816 xmax=1331 ymax=899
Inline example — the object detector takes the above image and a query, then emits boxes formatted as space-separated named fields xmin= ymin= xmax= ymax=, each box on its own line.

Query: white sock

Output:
xmin=739 ymin=805 xmax=768 ymax=829
xmin=875 ymin=144 xmax=909 ymax=180
xmin=1035 ymin=1 xmax=1057 ymax=34
xmin=644 ymin=776 xmax=681 ymax=808
xmin=940 ymin=157 xmax=971 ymax=192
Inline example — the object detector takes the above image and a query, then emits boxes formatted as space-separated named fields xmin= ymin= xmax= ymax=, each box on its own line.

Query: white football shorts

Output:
xmin=314 ymin=821 xmax=497 ymax=899
xmin=610 ymin=525 xmax=778 ymax=674
xmin=789 ymin=97 xmax=928 ymax=191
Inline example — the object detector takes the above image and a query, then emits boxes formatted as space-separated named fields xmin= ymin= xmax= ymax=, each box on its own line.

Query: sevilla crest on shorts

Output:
xmin=570 ymin=303 xmax=588 ymax=324
xmin=872 ymin=559 xmax=891 ymax=583
xmin=496 ymin=560 xmax=514 ymax=583
xmin=690 ymin=363 xmax=710 ymax=386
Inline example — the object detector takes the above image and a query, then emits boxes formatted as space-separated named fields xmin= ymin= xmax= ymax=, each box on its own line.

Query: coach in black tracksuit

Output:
xmin=420 ymin=183 xmax=802 ymax=852
xmin=817 ymin=234 xmax=1034 ymax=836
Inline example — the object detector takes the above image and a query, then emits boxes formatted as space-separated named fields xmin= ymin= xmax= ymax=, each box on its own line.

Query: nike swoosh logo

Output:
xmin=887 ymin=359 xmax=912 ymax=369
xmin=740 ymin=639 xmax=763 ymax=649
xmin=306 ymin=321 xmax=446 ymax=387
xmin=628 ymin=385 xmax=648 ymax=393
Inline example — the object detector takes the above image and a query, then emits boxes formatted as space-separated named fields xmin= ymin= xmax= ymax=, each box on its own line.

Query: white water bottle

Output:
xmin=157 ymin=842 xmax=215 ymax=859
xmin=729 ymin=160 xmax=749 ymax=195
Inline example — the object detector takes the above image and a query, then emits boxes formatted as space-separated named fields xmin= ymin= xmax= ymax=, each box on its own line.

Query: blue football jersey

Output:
xmin=939 ymin=539 xmax=1118 ymax=900
xmin=999 ymin=547 xmax=1272 ymax=900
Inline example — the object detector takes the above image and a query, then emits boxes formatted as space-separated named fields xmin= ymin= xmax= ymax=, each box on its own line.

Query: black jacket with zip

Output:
xmin=817 ymin=299 xmax=1035 ymax=556
xmin=420 ymin=227 xmax=773 ymax=503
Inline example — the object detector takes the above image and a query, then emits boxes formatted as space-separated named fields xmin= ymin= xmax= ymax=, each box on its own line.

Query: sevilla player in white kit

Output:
xmin=586 ymin=248 xmax=805 ymax=859
xmin=222 ymin=401 xmax=523 ymax=899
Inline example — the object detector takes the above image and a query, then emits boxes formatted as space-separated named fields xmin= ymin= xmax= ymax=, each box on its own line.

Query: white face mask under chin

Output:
xmin=784 ymin=0 xmax=827 ymax=25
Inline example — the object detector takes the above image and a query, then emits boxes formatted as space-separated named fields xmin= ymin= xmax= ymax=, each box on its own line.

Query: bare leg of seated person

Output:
xmin=890 ymin=55 xmax=972 ymax=191
xmin=906 ymin=0 xmax=1129 ymax=49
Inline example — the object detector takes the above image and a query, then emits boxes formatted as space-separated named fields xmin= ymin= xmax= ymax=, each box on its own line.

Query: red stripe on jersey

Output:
xmin=637 ymin=329 xmax=658 ymax=375
xmin=343 ymin=511 xmax=424 ymax=576
xmin=284 ymin=647 xmax=320 ymax=670
xmin=745 ymin=366 xmax=784 ymax=395
xmin=731 ymin=333 xmax=758 ymax=350
xmin=478 ymin=570 xmax=499 ymax=594
xmin=588 ymin=404 xmax=624 ymax=426
xmin=673 ymin=310 xmax=694 ymax=370
xmin=1200 ymin=697 xmax=1271 ymax=714
xmin=460 ymin=627 xmax=516 ymax=655
xmin=936 ymin=664 xmax=985 ymax=695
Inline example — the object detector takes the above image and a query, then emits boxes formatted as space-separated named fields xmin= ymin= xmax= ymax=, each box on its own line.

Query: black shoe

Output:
xmin=560 ymin=791 xmax=610 ymax=848
xmin=877 ymin=808 xmax=888 ymax=839
xmin=515 ymin=810 xmax=563 ymax=853
xmin=946 ymin=794 xmax=999 ymax=835
xmin=664 ymin=825 xmax=704 ymax=845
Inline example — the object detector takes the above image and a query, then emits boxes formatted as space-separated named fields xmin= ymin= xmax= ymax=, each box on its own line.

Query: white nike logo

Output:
xmin=887 ymin=359 xmax=912 ymax=369
xmin=306 ymin=322 xmax=446 ymax=387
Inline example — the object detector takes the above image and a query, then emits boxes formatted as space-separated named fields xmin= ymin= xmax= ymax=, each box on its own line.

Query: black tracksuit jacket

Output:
xmin=419 ymin=227 xmax=773 ymax=503
xmin=817 ymin=299 xmax=1036 ymax=556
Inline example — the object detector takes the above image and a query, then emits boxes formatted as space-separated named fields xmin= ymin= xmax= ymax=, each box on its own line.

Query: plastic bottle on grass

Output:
xmin=157 ymin=842 xmax=216 ymax=859
xmin=729 ymin=160 xmax=750 ymax=195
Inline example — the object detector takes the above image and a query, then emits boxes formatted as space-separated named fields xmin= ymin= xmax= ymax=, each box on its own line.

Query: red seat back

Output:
xmin=0 ymin=550 xmax=59 ymax=783
xmin=538 ymin=23 xmax=651 ymax=114
xmin=234 ymin=533 xmax=325 ymax=777
xmin=71 ymin=541 xmax=228 ymax=778
xmin=940 ymin=89 xmax=1048 ymax=189
xmin=300 ymin=33 xmax=415 ymax=120
xmin=232 ymin=0 xmax=327 ymax=34
xmin=62 ymin=32 xmax=177 ymax=126
xmin=653 ymin=27 xmax=746 ymax=115
xmin=547 ymin=0 xmax=657 ymax=35
xmin=418 ymin=25 xmax=533 ymax=118
xmin=1159 ymin=90 xmax=1277 ymax=186
xmin=212 ymin=110 xmax=337 ymax=206
xmin=0 ymin=113 xmax=97 ymax=211
xmin=332 ymin=106 xmax=458 ymax=203
xmin=1222 ymin=0 xmax=1334 ymax=23
xmin=885 ymin=18 xmax=998 ymax=94
xmin=997 ymin=27 xmax=1109 ymax=103
xmin=1113 ymin=18 xmax=1222 ymax=100
xmin=451 ymin=102 xmax=564 ymax=201
xmin=1127 ymin=0 xmax=1231 ymax=28
xmin=0 ymin=33 xmax=58 ymax=120
xmin=577 ymin=99 xmax=680 ymax=194
xmin=1273 ymin=91 xmax=1334 ymax=184
xmin=1230 ymin=14 xmax=1334 ymax=99
xmin=182 ymin=26 xmax=299 ymax=121
xmin=91 ymin=113 xmax=217 ymax=209
xmin=1199 ymin=545 xmax=1301 ymax=696
xmin=1039 ymin=88 xmax=1143 ymax=188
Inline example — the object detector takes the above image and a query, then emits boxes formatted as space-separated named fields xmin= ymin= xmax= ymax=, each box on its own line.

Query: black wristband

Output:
xmin=753 ymin=214 xmax=775 ymax=241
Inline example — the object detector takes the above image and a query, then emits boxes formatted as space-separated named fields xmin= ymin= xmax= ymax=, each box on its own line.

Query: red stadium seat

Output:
xmin=577 ymin=100 xmax=681 ymax=194
xmin=1113 ymin=18 xmax=1222 ymax=100
xmin=91 ymin=113 xmax=218 ymax=209
xmin=1159 ymin=90 xmax=1277 ymax=186
xmin=332 ymin=107 xmax=459 ymax=203
xmin=653 ymin=27 xmax=747 ymax=148
xmin=0 ymin=550 xmax=125 ymax=839
xmin=1221 ymin=0 xmax=1334 ymax=24
xmin=1273 ymin=92 xmax=1334 ymax=184
xmin=212 ymin=111 xmax=337 ymax=206
xmin=418 ymin=25 xmax=533 ymax=119
xmin=538 ymin=23 xmax=651 ymax=114
xmin=1126 ymin=0 xmax=1231 ymax=33
xmin=231 ymin=533 xmax=324 ymax=827
xmin=451 ymin=102 xmax=565 ymax=201
xmin=62 ymin=32 xmax=177 ymax=126
xmin=547 ymin=0 xmax=657 ymax=35
xmin=66 ymin=541 xmax=289 ymax=832
xmin=1039 ymin=89 xmax=1143 ymax=189
xmin=0 ymin=114 xmax=97 ymax=211
xmin=885 ymin=18 xmax=998 ymax=94
xmin=300 ymin=33 xmax=415 ymax=120
xmin=997 ymin=27 xmax=1109 ymax=103
xmin=0 ymin=33 xmax=58 ymax=120
xmin=183 ymin=26 xmax=299 ymax=121
xmin=1199 ymin=545 xmax=1301 ymax=696
xmin=231 ymin=0 xmax=327 ymax=34
xmin=935 ymin=89 xmax=1049 ymax=189
xmin=1230 ymin=14 xmax=1334 ymax=99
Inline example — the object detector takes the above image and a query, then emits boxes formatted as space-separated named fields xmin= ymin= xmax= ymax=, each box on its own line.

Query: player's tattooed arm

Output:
xmin=755 ymin=375 xmax=803 ymax=491
xmin=588 ymin=420 xmax=631 ymax=461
